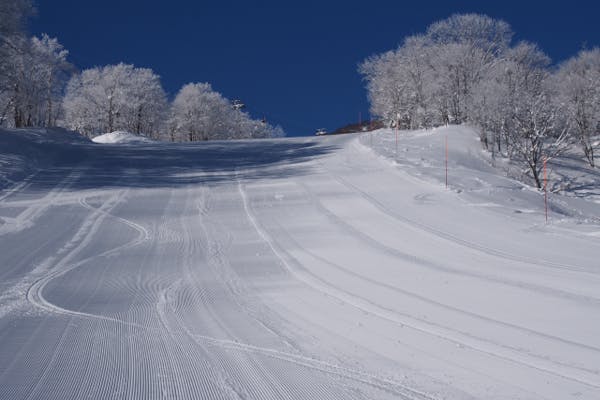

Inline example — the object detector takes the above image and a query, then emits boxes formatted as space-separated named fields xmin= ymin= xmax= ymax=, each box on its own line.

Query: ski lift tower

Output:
xmin=232 ymin=99 xmax=245 ymax=111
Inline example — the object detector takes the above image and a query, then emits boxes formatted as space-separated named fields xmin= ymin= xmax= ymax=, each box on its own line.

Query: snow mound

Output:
xmin=92 ymin=131 xmax=155 ymax=144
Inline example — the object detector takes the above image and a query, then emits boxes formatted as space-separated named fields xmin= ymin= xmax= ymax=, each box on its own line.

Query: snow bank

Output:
xmin=92 ymin=131 xmax=155 ymax=144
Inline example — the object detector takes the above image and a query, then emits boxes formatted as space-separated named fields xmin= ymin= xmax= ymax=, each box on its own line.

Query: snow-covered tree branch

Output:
xmin=554 ymin=48 xmax=600 ymax=167
xmin=168 ymin=82 xmax=284 ymax=142
xmin=62 ymin=64 xmax=167 ymax=137
xmin=360 ymin=13 xmax=595 ymax=187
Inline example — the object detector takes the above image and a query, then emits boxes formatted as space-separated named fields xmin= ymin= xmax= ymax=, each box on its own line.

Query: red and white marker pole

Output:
xmin=370 ymin=117 xmax=373 ymax=146
xmin=395 ymin=121 xmax=399 ymax=158
xmin=445 ymin=135 xmax=448 ymax=189
xmin=544 ymin=157 xmax=548 ymax=223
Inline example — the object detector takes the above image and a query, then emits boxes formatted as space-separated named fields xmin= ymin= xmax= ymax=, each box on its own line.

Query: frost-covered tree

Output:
xmin=424 ymin=14 xmax=513 ymax=124
xmin=62 ymin=63 xmax=167 ymax=137
xmin=0 ymin=0 xmax=32 ymax=125
xmin=425 ymin=13 xmax=512 ymax=60
xmin=168 ymin=83 xmax=283 ymax=141
xmin=30 ymin=35 xmax=71 ymax=126
xmin=360 ymin=36 xmax=436 ymax=129
xmin=0 ymin=0 xmax=31 ymax=36
xmin=1 ymin=34 xmax=71 ymax=128
xmin=64 ymin=64 xmax=127 ymax=135
xmin=360 ymin=13 xmax=589 ymax=189
xmin=359 ymin=50 xmax=405 ymax=127
xmin=238 ymin=117 xmax=284 ymax=139
xmin=121 ymin=67 xmax=167 ymax=138
xmin=18 ymin=35 xmax=71 ymax=127
xmin=474 ymin=42 xmax=571 ymax=188
xmin=470 ymin=64 xmax=508 ymax=153
xmin=0 ymin=0 xmax=32 ymax=75
xmin=360 ymin=14 xmax=513 ymax=127
xmin=554 ymin=48 xmax=600 ymax=167
xmin=168 ymin=83 xmax=233 ymax=141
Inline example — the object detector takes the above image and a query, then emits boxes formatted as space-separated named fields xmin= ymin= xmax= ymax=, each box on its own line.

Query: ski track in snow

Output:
xmin=238 ymin=179 xmax=600 ymax=390
xmin=0 ymin=127 xmax=599 ymax=399
xmin=0 ymin=171 xmax=38 ymax=203
xmin=331 ymin=164 xmax=595 ymax=276
xmin=293 ymin=179 xmax=600 ymax=351
xmin=236 ymin=180 xmax=437 ymax=400
xmin=14 ymin=177 xmax=413 ymax=399
xmin=0 ymin=168 xmax=86 ymax=236
xmin=295 ymin=177 xmax=600 ymax=305
xmin=26 ymin=191 xmax=149 ymax=327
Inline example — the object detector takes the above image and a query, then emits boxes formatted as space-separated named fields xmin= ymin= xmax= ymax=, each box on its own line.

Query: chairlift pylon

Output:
xmin=232 ymin=99 xmax=245 ymax=110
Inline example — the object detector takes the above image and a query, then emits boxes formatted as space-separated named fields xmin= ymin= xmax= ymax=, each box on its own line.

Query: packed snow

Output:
xmin=0 ymin=128 xmax=89 ymax=190
xmin=92 ymin=131 xmax=156 ymax=144
xmin=0 ymin=126 xmax=599 ymax=400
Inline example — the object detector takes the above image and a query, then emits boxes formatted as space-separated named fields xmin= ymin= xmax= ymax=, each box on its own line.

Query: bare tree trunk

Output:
xmin=46 ymin=76 xmax=53 ymax=127
xmin=46 ymin=98 xmax=52 ymax=127
xmin=584 ymin=145 xmax=595 ymax=168
xmin=496 ymin=132 xmax=502 ymax=154
xmin=0 ymin=98 xmax=12 ymax=126
xmin=480 ymin=130 xmax=489 ymax=150
xmin=108 ymin=96 xmax=114 ymax=132
xmin=14 ymin=109 xmax=22 ymax=127
xmin=26 ymin=104 xmax=32 ymax=126
xmin=14 ymin=106 xmax=23 ymax=128
xmin=13 ymin=83 xmax=22 ymax=127
xmin=136 ymin=105 xmax=142 ymax=134
xmin=530 ymin=164 xmax=542 ymax=189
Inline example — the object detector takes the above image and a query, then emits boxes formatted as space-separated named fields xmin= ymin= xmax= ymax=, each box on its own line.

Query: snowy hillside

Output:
xmin=361 ymin=126 xmax=600 ymax=228
xmin=0 ymin=127 xmax=599 ymax=400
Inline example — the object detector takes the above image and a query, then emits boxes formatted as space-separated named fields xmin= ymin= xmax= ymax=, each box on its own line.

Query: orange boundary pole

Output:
xmin=395 ymin=123 xmax=398 ymax=158
xmin=445 ymin=135 xmax=448 ymax=189
xmin=544 ymin=157 xmax=548 ymax=223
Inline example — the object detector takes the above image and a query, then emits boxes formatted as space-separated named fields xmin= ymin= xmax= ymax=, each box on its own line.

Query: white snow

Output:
xmin=0 ymin=126 xmax=599 ymax=400
xmin=92 ymin=131 xmax=155 ymax=144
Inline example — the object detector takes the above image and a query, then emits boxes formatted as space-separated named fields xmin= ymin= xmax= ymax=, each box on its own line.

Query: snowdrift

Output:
xmin=92 ymin=131 xmax=155 ymax=144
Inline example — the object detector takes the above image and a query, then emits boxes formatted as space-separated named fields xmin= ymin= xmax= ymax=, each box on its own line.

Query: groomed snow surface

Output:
xmin=0 ymin=126 xmax=599 ymax=400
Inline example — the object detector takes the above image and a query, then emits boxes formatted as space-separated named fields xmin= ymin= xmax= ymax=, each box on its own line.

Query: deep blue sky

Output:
xmin=31 ymin=0 xmax=599 ymax=136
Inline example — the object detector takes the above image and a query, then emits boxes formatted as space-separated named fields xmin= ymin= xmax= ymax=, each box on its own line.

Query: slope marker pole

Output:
xmin=395 ymin=121 xmax=398 ymax=159
xmin=445 ymin=135 xmax=448 ymax=189
xmin=544 ymin=157 xmax=548 ymax=223
xmin=369 ymin=117 xmax=372 ymax=147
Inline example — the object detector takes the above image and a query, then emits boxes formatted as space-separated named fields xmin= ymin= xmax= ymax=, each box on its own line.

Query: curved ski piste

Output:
xmin=0 ymin=127 xmax=599 ymax=400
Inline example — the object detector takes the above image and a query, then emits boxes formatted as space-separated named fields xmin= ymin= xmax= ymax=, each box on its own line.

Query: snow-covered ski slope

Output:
xmin=0 ymin=126 xmax=599 ymax=400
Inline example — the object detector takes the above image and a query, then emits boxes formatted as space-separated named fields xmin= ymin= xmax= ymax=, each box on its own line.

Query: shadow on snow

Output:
xmin=26 ymin=139 xmax=341 ymax=191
